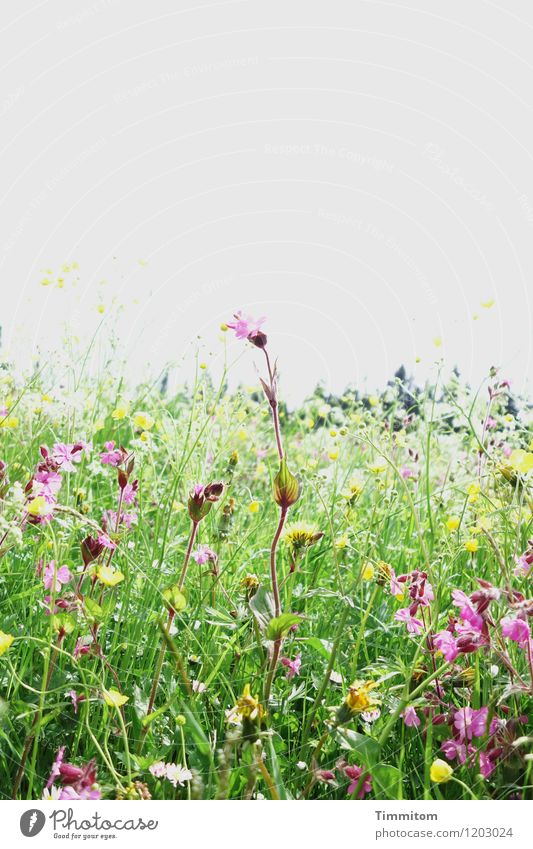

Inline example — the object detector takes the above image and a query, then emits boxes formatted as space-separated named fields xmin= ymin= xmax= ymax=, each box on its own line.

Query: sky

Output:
xmin=1 ymin=1 xmax=532 ymax=405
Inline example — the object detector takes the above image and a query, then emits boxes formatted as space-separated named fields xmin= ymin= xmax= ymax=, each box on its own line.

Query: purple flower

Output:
xmin=191 ymin=544 xmax=217 ymax=565
xmin=280 ymin=653 xmax=302 ymax=680
xmin=433 ymin=629 xmax=459 ymax=662
xmin=43 ymin=562 xmax=72 ymax=592
xmin=52 ymin=443 xmax=83 ymax=473
xmin=394 ymin=607 xmax=424 ymax=634
xmin=344 ymin=764 xmax=372 ymax=798
xmin=226 ymin=311 xmax=266 ymax=341
xmin=400 ymin=706 xmax=420 ymax=727
xmin=501 ymin=616 xmax=530 ymax=648
xmin=46 ymin=746 xmax=66 ymax=789
xmin=453 ymin=707 xmax=490 ymax=742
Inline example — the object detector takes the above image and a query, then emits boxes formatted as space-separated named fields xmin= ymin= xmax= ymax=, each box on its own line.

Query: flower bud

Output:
xmin=273 ymin=459 xmax=300 ymax=509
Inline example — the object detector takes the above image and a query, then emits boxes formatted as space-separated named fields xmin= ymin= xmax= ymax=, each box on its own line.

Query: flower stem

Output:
xmin=178 ymin=521 xmax=198 ymax=591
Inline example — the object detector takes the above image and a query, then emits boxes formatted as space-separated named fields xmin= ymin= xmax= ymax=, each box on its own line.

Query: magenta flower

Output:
xmin=43 ymin=562 xmax=72 ymax=592
xmin=441 ymin=738 xmax=468 ymax=763
xmin=46 ymin=746 xmax=66 ymax=789
xmin=74 ymin=637 xmax=92 ymax=659
xmin=433 ymin=629 xmax=459 ymax=662
xmin=400 ymin=465 xmax=414 ymax=480
xmin=453 ymin=706 xmax=489 ymax=741
xmin=33 ymin=470 xmax=62 ymax=501
xmin=100 ymin=441 xmax=126 ymax=467
xmin=191 ymin=544 xmax=217 ymax=565
xmin=400 ymin=705 xmax=420 ymax=727
xmin=344 ymin=764 xmax=372 ymax=798
xmin=97 ymin=532 xmax=116 ymax=551
xmin=394 ymin=607 xmax=424 ymax=634
xmin=52 ymin=442 xmax=83 ymax=473
xmin=501 ymin=616 xmax=530 ymax=648
xmin=514 ymin=555 xmax=532 ymax=578
xmin=122 ymin=482 xmax=137 ymax=505
xmin=389 ymin=569 xmax=405 ymax=597
xmin=66 ymin=690 xmax=85 ymax=714
xmin=226 ymin=310 xmax=266 ymax=341
xmin=280 ymin=653 xmax=302 ymax=680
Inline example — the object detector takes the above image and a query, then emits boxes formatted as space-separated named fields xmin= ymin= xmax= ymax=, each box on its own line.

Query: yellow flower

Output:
xmin=335 ymin=534 xmax=349 ymax=549
xmin=328 ymin=449 xmax=339 ymax=461
xmin=369 ymin=395 xmax=379 ymax=407
xmin=220 ymin=323 xmax=228 ymax=331
xmin=430 ymin=759 xmax=453 ymax=783
xmin=343 ymin=476 xmax=364 ymax=503
xmin=464 ymin=538 xmax=479 ymax=553
xmin=232 ymin=684 xmax=265 ymax=722
xmin=103 ymin=688 xmax=129 ymax=708
xmin=368 ymin=462 xmax=387 ymax=474
xmin=480 ymin=299 xmax=495 ymax=309
xmin=26 ymin=496 xmax=53 ymax=518
xmin=433 ymin=336 xmax=443 ymax=348
xmin=248 ymin=501 xmax=261 ymax=514
xmin=0 ymin=631 xmax=15 ymax=656
xmin=199 ymin=362 xmax=207 ymax=370
xmin=96 ymin=566 xmax=124 ymax=587
xmin=305 ymin=418 xmax=315 ymax=429
xmin=139 ymin=431 xmax=151 ymax=443
xmin=318 ymin=403 xmax=331 ymax=418
xmin=0 ymin=416 xmax=19 ymax=429
xmin=467 ymin=482 xmax=480 ymax=503
xmin=446 ymin=516 xmax=460 ymax=532
xmin=283 ymin=522 xmax=323 ymax=552
xmin=329 ymin=429 xmax=337 ymax=437
xmin=237 ymin=428 xmax=247 ymax=441
xmin=132 ymin=411 xmax=154 ymax=431
xmin=508 ymin=449 xmax=533 ymax=475
xmin=112 ymin=403 xmax=130 ymax=420
xmin=344 ymin=680 xmax=379 ymax=714
xmin=361 ymin=562 xmax=375 ymax=581
xmin=97 ymin=304 xmax=105 ymax=314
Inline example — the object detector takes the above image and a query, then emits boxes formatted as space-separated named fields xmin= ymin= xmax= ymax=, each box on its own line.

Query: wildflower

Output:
xmin=165 ymin=764 xmax=193 ymax=788
xmin=394 ymin=608 xmax=424 ymax=635
xmin=453 ymin=707 xmax=490 ymax=742
xmin=26 ymin=495 xmax=54 ymax=520
xmin=248 ymin=500 xmax=261 ymax=514
xmin=226 ymin=311 xmax=267 ymax=346
xmin=96 ymin=565 xmax=124 ymax=587
xmin=446 ymin=516 xmax=460 ymax=532
xmin=74 ymin=637 xmax=92 ymax=658
xmin=100 ymin=441 xmax=127 ymax=467
xmin=508 ymin=449 xmax=533 ymax=475
xmin=52 ymin=442 xmax=83 ymax=473
xmin=187 ymin=481 xmax=224 ymax=522
xmin=46 ymin=746 xmax=66 ymax=789
xmin=192 ymin=680 xmax=206 ymax=693
xmin=283 ymin=522 xmax=323 ymax=553
xmin=132 ymin=411 xmax=154 ymax=431
xmin=344 ymin=763 xmax=372 ymax=798
xmin=97 ymin=532 xmax=117 ymax=551
xmin=433 ymin=630 xmax=459 ymax=662
xmin=227 ymin=683 xmax=266 ymax=729
xmin=337 ymin=680 xmax=379 ymax=724
xmin=66 ymin=690 xmax=85 ymax=714
xmin=464 ymin=539 xmax=479 ymax=553
xmin=149 ymin=761 xmax=167 ymax=778
xmin=122 ymin=482 xmax=138 ymax=505
xmin=0 ymin=631 xmax=14 ymax=656
xmin=501 ymin=616 xmax=530 ymax=648
xmin=467 ymin=482 xmax=480 ymax=503
xmin=240 ymin=574 xmax=259 ymax=596
xmin=111 ymin=403 xmax=130 ymax=420
xmin=430 ymin=758 xmax=454 ymax=783
xmin=191 ymin=544 xmax=217 ymax=565
xmin=103 ymin=688 xmax=129 ymax=708
xmin=43 ymin=562 xmax=72 ymax=592
xmin=280 ymin=653 xmax=302 ymax=679
xmin=401 ymin=706 xmax=421 ymax=727
xmin=361 ymin=562 xmax=375 ymax=581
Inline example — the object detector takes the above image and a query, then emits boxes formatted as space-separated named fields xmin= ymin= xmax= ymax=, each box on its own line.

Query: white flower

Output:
xmin=149 ymin=760 xmax=167 ymax=778
xmin=42 ymin=785 xmax=62 ymax=800
xmin=165 ymin=763 xmax=193 ymax=787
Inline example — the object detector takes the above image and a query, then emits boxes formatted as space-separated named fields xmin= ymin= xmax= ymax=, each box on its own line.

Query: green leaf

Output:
xmin=371 ymin=764 xmax=402 ymax=798
xmin=84 ymin=597 xmax=103 ymax=622
xmin=266 ymin=613 xmax=301 ymax=641
xmin=249 ymin=586 xmax=275 ymax=632
xmin=334 ymin=727 xmax=380 ymax=763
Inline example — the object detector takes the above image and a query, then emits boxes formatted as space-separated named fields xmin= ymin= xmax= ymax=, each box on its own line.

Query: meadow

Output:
xmin=0 ymin=310 xmax=532 ymax=801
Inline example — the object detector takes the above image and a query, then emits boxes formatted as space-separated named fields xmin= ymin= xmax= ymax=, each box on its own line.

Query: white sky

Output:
xmin=1 ymin=1 xmax=532 ymax=404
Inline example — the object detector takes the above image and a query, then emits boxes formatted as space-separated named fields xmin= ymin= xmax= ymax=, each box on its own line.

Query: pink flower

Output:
xmin=122 ymin=483 xmax=137 ymax=505
xmin=501 ymin=616 xmax=530 ymax=648
xmin=453 ymin=707 xmax=490 ymax=741
xmin=100 ymin=441 xmax=125 ymax=467
xmin=514 ymin=555 xmax=532 ymax=578
xmin=191 ymin=544 xmax=217 ymax=565
xmin=280 ymin=653 xmax=302 ymax=680
xmin=400 ymin=465 xmax=414 ymax=480
xmin=394 ymin=607 xmax=423 ymax=634
xmin=149 ymin=761 xmax=167 ymax=778
xmin=43 ymin=562 xmax=72 ymax=592
xmin=46 ymin=746 xmax=66 ymax=789
xmin=344 ymin=764 xmax=372 ymax=798
xmin=433 ymin=629 xmax=459 ymax=662
xmin=226 ymin=311 xmax=266 ymax=341
xmin=97 ymin=533 xmax=116 ymax=551
xmin=66 ymin=690 xmax=85 ymax=714
xmin=33 ymin=470 xmax=62 ymax=501
xmin=400 ymin=706 xmax=420 ymax=727
xmin=52 ymin=443 xmax=83 ymax=473
xmin=441 ymin=738 xmax=467 ymax=763
xmin=389 ymin=569 xmax=405 ymax=598
xmin=74 ymin=637 xmax=92 ymax=659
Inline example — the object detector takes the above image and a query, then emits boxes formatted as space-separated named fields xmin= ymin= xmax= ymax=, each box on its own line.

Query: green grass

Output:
xmin=0 ymin=328 xmax=532 ymax=801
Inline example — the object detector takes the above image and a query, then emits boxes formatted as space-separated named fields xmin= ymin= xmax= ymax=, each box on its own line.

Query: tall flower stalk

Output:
xmin=226 ymin=312 xmax=300 ymax=703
